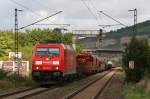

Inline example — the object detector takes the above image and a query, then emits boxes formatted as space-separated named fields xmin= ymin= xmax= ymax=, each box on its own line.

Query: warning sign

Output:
xmin=129 ymin=61 xmax=134 ymax=69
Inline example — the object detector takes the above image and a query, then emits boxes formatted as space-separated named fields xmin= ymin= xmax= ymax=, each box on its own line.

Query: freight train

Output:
xmin=76 ymin=52 xmax=108 ymax=75
xmin=32 ymin=43 xmax=111 ymax=84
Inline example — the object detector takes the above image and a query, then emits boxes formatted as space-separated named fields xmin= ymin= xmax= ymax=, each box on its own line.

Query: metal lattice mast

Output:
xmin=129 ymin=8 xmax=137 ymax=36
xmin=134 ymin=8 xmax=137 ymax=35
xmin=15 ymin=8 xmax=22 ymax=76
xmin=14 ymin=8 xmax=19 ymax=75
xmin=96 ymin=29 xmax=103 ymax=49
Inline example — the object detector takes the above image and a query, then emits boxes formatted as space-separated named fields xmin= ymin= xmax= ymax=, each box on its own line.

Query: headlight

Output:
xmin=35 ymin=61 xmax=42 ymax=65
xmin=52 ymin=61 xmax=59 ymax=65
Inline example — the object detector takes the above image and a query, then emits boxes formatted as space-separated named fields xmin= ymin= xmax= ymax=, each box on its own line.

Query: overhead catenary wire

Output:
xmin=19 ymin=11 xmax=62 ymax=30
xmin=98 ymin=24 xmax=121 ymax=27
xmin=9 ymin=0 xmax=69 ymax=29
xmin=80 ymin=0 xmax=98 ymax=21
xmin=34 ymin=0 xmax=58 ymax=12
xmin=87 ymin=0 xmax=126 ymax=28
xmin=88 ymin=0 xmax=99 ymax=12
xmin=34 ymin=24 xmax=70 ymax=26
xmin=10 ymin=0 xmax=40 ymax=16
xmin=87 ymin=0 xmax=102 ymax=24
xmin=32 ymin=0 xmax=67 ymax=29
xmin=9 ymin=0 xmax=57 ymax=24
xmin=34 ymin=23 xmax=71 ymax=29
xmin=99 ymin=11 xmax=126 ymax=27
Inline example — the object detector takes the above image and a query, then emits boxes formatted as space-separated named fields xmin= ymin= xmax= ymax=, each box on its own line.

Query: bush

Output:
xmin=122 ymin=37 xmax=150 ymax=83
xmin=0 ymin=80 xmax=15 ymax=90
xmin=7 ymin=73 xmax=38 ymax=87
xmin=123 ymin=83 xmax=150 ymax=99
xmin=0 ymin=70 xmax=8 ymax=79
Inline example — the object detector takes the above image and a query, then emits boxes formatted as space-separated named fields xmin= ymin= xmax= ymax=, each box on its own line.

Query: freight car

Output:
xmin=76 ymin=52 xmax=108 ymax=76
xmin=76 ymin=52 xmax=93 ymax=75
xmin=32 ymin=43 xmax=76 ymax=83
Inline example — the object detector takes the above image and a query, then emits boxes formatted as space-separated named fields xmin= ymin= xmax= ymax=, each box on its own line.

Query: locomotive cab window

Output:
xmin=48 ymin=48 xmax=60 ymax=56
xmin=36 ymin=48 xmax=47 ymax=56
xmin=36 ymin=48 xmax=60 ymax=56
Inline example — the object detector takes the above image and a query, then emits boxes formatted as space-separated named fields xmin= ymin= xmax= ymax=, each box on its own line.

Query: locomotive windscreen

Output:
xmin=36 ymin=48 xmax=60 ymax=56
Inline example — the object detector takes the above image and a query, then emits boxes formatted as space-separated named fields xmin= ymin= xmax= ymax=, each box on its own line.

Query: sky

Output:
xmin=0 ymin=0 xmax=150 ymax=31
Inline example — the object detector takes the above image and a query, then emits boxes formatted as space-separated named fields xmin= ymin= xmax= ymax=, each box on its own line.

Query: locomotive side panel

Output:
xmin=63 ymin=47 xmax=76 ymax=76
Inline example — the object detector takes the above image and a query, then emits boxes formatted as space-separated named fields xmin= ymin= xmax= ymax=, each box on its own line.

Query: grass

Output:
xmin=0 ymin=80 xmax=15 ymax=90
xmin=0 ymin=70 xmax=38 ymax=91
xmin=123 ymin=83 xmax=150 ymax=99
xmin=7 ymin=73 xmax=38 ymax=86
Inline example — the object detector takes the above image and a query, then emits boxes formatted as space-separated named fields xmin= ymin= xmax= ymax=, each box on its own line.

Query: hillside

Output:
xmin=80 ymin=20 xmax=150 ymax=50
xmin=106 ymin=20 xmax=150 ymax=38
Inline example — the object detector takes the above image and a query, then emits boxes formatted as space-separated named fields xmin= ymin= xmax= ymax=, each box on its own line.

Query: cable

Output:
xmin=98 ymin=24 xmax=121 ymax=27
xmin=34 ymin=24 xmax=70 ymax=26
xmin=32 ymin=0 xmax=61 ymax=25
xmin=87 ymin=0 xmax=102 ymax=24
xmin=88 ymin=0 xmax=98 ymax=12
xmin=9 ymin=0 xmax=56 ymax=24
xmin=34 ymin=24 xmax=71 ymax=29
xmin=99 ymin=11 xmax=126 ymax=27
xmin=34 ymin=0 xmax=58 ymax=12
xmin=33 ymin=0 xmax=67 ymax=29
xmin=19 ymin=11 xmax=62 ymax=30
xmin=80 ymin=0 xmax=98 ymax=21
xmin=10 ymin=0 xmax=40 ymax=16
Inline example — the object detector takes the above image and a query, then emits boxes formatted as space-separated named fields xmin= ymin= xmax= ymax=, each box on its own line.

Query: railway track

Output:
xmin=0 ymin=69 xmax=118 ymax=99
xmin=64 ymin=69 xmax=117 ymax=99
xmin=0 ymin=86 xmax=57 ymax=99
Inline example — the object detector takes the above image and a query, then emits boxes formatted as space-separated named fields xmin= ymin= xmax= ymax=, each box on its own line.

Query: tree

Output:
xmin=76 ymin=39 xmax=83 ymax=54
xmin=122 ymin=37 xmax=150 ymax=83
xmin=0 ymin=31 xmax=14 ymax=59
xmin=62 ymin=33 xmax=72 ymax=45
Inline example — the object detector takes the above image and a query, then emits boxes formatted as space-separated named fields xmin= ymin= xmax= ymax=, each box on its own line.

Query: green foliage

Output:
xmin=25 ymin=28 xmax=64 ymax=44
xmin=107 ymin=20 xmax=150 ymax=38
xmin=0 ymin=31 xmax=14 ymax=59
xmin=62 ymin=33 xmax=72 ymax=45
xmin=0 ymin=28 xmax=74 ymax=60
xmin=76 ymin=39 xmax=83 ymax=54
xmin=0 ymin=72 xmax=37 ymax=90
xmin=123 ymin=83 xmax=150 ymax=99
xmin=122 ymin=37 xmax=150 ymax=83
xmin=7 ymin=73 xmax=38 ymax=87
xmin=0 ymin=80 xmax=15 ymax=90
xmin=20 ymin=44 xmax=33 ymax=68
xmin=0 ymin=28 xmax=79 ymax=89
xmin=0 ymin=70 xmax=8 ymax=79
xmin=18 ymin=32 xmax=29 ymax=46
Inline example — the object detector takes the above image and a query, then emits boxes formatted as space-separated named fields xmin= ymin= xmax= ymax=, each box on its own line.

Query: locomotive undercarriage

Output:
xmin=32 ymin=71 xmax=63 ymax=83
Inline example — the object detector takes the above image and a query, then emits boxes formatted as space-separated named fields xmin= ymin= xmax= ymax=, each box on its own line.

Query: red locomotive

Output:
xmin=32 ymin=43 xmax=76 ymax=83
xmin=32 ymin=43 xmax=110 ymax=84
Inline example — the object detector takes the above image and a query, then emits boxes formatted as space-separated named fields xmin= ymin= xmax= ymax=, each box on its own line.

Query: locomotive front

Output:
xmin=32 ymin=44 xmax=65 ymax=83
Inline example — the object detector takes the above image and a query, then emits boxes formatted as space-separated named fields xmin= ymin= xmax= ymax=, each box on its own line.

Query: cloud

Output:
xmin=0 ymin=0 xmax=150 ymax=30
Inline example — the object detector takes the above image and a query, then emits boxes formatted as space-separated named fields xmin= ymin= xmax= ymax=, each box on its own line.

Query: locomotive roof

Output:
xmin=35 ymin=43 xmax=74 ymax=51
